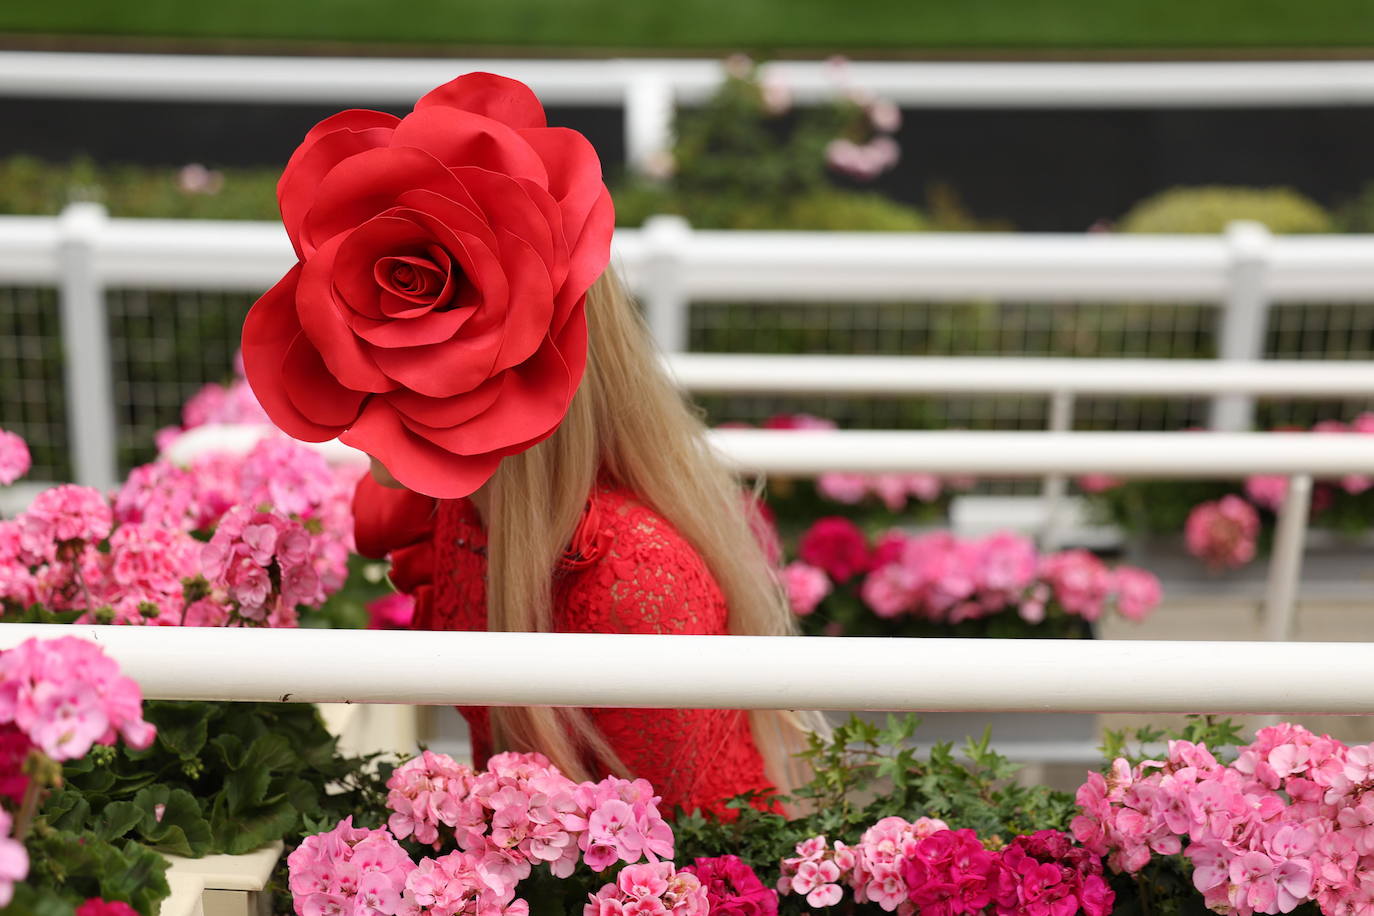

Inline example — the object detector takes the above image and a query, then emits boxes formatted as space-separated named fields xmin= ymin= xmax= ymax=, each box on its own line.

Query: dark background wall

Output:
xmin=1 ymin=96 xmax=1369 ymax=230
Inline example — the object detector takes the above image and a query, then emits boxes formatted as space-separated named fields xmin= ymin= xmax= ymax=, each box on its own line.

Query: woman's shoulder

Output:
xmin=557 ymin=483 xmax=728 ymax=635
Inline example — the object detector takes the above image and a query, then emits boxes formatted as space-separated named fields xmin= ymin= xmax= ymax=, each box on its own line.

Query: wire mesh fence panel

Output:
xmin=0 ymin=286 xmax=68 ymax=481
xmin=686 ymin=300 xmax=1219 ymax=359
xmin=106 ymin=288 xmax=256 ymax=473
xmin=1267 ymin=303 xmax=1374 ymax=361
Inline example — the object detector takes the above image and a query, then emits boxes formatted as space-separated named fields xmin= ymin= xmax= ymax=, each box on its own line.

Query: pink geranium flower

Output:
xmin=1185 ymin=495 xmax=1260 ymax=570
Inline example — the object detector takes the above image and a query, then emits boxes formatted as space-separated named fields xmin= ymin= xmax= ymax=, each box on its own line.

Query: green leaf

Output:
xmin=134 ymin=786 xmax=212 ymax=857
xmin=145 ymin=701 xmax=211 ymax=759
xmin=92 ymin=800 xmax=144 ymax=841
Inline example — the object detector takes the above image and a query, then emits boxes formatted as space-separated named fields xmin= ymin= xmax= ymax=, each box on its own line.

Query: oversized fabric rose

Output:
xmin=242 ymin=72 xmax=614 ymax=498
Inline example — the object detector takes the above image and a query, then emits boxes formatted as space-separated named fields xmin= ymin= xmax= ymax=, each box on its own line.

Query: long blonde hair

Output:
xmin=484 ymin=268 xmax=820 ymax=794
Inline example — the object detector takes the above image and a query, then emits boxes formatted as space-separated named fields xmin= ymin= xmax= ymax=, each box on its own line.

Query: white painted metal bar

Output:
xmin=164 ymin=424 xmax=1374 ymax=480
xmin=1264 ymin=474 xmax=1315 ymax=643
xmin=8 ymin=53 xmax=1374 ymax=108
xmin=709 ymin=430 xmax=1374 ymax=478
xmin=664 ymin=354 xmax=1374 ymax=398
xmin=8 ymin=212 xmax=1374 ymax=302
xmin=3 ymin=624 xmax=1373 ymax=715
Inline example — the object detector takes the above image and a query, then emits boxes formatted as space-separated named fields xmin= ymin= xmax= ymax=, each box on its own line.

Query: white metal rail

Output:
xmin=1 ymin=624 xmax=1371 ymax=716
xmin=9 ymin=54 xmax=1374 ymax=171
xmin=666 ymin=354 xmax=1374 ymax=398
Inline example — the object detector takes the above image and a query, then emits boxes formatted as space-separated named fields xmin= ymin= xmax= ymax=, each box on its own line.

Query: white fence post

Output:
xmin=640 ymin=215 xmax=692 ymax=352
xmin=623 ymin=74 xmax=675 ymax=176
xmin=57 ymin=202 xmax=119 ymax=491
xmin=1212 ymin=220 xmax=1272 ymax=431
xmin=1263 ymin=473 xmax=1314 ymax=642
xmin=1038 ymin=389 xmax=1075 ymax=549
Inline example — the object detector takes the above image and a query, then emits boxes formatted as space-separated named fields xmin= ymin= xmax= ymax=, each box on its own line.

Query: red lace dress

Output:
xmin=353 ymin=476 xmax=776 ymax=817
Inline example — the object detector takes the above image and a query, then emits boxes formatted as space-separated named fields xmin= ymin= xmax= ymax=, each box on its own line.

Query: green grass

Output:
xmin=3 ymin=0 xmax=1374 ymax=53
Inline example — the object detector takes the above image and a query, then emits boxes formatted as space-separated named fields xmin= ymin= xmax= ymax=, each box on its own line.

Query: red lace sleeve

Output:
xmin=352 ymin=475 xmax=441 ymax=628
xmin=555 ymin=493 xmax=776 ymax=817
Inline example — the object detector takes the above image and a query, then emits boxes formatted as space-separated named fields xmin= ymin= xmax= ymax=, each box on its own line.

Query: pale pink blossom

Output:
xmin=1186 ymin=495 xmax=1260 ymax=570
xmin=781 ymin=562 xmax=832 ymax=617
xmin=0 ymin=429 xmax=30 ymax=486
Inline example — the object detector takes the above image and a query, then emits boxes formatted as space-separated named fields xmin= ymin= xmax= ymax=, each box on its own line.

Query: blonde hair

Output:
xmin=484 ymin=268 xmax=821 ymax=795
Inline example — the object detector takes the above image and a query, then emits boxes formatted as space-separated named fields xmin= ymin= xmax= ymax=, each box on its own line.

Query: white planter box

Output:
xmin=317 ymin=702 xmax=423 ymax=757
xmin=161 ymin=841 xmax=282 ymax=916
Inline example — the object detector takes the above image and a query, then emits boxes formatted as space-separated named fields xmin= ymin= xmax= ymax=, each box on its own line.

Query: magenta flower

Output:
xmin=683 ymin=855 xmax=778 ymax=916
xmin=798 ymin=517 xmax=871 ymax=583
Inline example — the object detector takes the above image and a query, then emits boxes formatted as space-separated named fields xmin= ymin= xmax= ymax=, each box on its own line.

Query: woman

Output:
xmin=242 ymin=72 xmax=815 ymax=815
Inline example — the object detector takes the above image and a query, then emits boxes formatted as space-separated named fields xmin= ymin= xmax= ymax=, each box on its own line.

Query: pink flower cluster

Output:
xmin=288 ymin=815 xmax=526 ymax=916
xmin=813 ymin=525 xmax=1163 ymax=626
xmin=0 ymin=433 xmax=358 ymax=626
xmin=817 ymin=472 xmax=951 ymax=513
xmin=291 ymin=751 xmax=678 ymax=916
xmin=0 ymin=428 xmax=29 ymax=487
xmin=1185 ymin=495 xmax=1261 ymax=570
xmin=0 ymin=636 xmax=155 ymax=761
xmin=779 ymin=818 xmax=1113 ymax=916
xmin=201 ymin=505 xmax=329 ymax=626
xmin=585 ymin=862 xmax=709 ymax=916
xmin=682 ymin=854 xmax=778 ymax=916
xmin=1073 ymin=724 xmax=1374 ymax=915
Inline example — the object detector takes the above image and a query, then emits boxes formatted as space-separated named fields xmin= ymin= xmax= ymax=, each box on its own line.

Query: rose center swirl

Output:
xmin=373 ymin=245 xmax=460 ymax=314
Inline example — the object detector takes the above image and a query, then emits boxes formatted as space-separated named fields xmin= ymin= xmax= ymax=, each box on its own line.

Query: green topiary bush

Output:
xmin=1118 ymin=185 xmax=1333 ymax=234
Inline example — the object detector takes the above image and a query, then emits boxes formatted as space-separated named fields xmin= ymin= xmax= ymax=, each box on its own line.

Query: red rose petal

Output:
xmin=384 ymin=373 xmax=506 ymax=428
xmin=414 ymin=72 xmax=547 ymax=131
xmin=241 ymin=266 xmax=351 ymax=441
xmin=282 ymin=332 xmax=369 ymax=427
xmin=488 ymin=228 xmax=554 ymax=373
xmin=399 ymin=334 xmax=571 ymax=453
xmin=519 ymin=126 xmax=606 ymax=240
xmin=391 ymin=107 xmax=550 ymax=187
xmin=553 ymin=188 xmax=614 ymax=335
xmin=279 ymin=118 xmax=397 ymax=258
xmin=515 ymin=175 xmax=570 ymax=290
xmin=351 ymin=299 xmax=473 ymax=349
xmin=333 ymin=214 xmax=437 ymax=320
xmin=551 ymin=301 xmax=590 ymax=396
xmin=342 ymin=399 xmax=505 ymax=499
xmin=449 ymin=166 xmax=555 ymax=265
xmin=301 ymin=146 xmax=468 ymax=256
xmin=296 ymin=232 xmax=397 ymax=393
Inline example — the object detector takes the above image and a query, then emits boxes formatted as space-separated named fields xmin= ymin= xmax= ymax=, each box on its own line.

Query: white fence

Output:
xmin=9 ymin=53 xmax=1374 ymax=172
xmin=6 ymin=206 xmax=1374 ymax=490
xmin=2 ymin=623 xmax=1373 ymax=715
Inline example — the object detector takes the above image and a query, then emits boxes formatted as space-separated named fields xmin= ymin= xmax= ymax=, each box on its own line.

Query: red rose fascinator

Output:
xmin=241 ymin=73 xmax=615 ymax=498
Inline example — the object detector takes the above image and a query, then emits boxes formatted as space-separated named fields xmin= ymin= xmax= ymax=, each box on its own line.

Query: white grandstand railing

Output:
xmin=2 ymin=623 xmax=1372 ymax=716
xmin=6 ymin=206 xmax=1374 ymax=490
xmin=8 ymin=53 xmax=1374 ymax=171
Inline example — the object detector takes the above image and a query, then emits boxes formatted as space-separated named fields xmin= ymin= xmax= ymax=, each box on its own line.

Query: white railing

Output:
xmin=2 ymin=624 xmax=1372 ymax=715
xmin=9 ymin=53 xmax=1374 ymax=171
xmin=7 ymin=206 xmax=1374 ymax=490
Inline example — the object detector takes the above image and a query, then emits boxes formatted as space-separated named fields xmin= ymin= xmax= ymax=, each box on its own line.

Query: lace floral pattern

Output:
xmin=424 ymin=483 xmax=775 ymax=816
